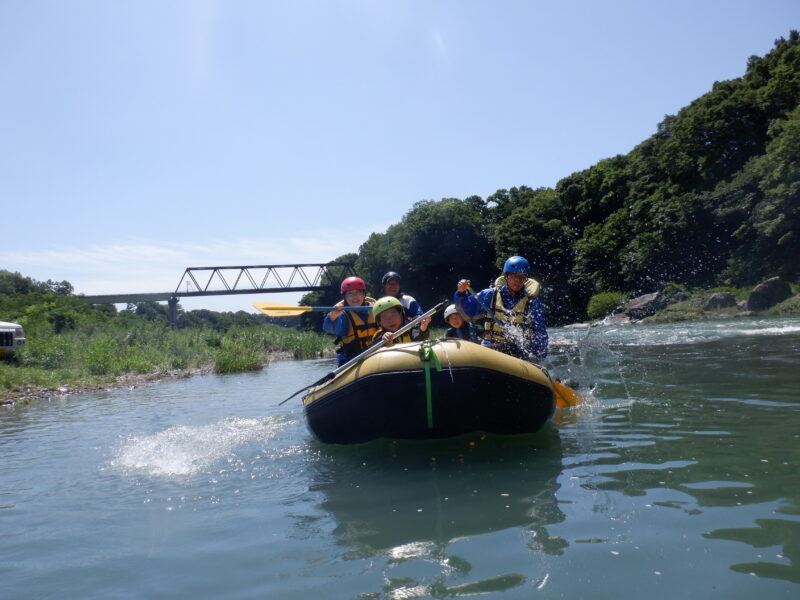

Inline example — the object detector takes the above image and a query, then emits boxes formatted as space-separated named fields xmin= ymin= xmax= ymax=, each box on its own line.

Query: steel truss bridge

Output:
xmin=82 ymin=263 xmax=358 ymax=323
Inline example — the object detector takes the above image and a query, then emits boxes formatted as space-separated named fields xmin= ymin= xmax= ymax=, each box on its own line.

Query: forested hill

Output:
xmin=304 ymin=31 xmax=800 ymax=325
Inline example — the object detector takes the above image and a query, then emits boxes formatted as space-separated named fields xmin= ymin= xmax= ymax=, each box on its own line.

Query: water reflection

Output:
xmin=705 ymin=519 xmax=800 ymax=582
xmin=562 ymin=351 xmax=800 ymax=585
xmin=308 ymin=428 xmax=566 ymax=596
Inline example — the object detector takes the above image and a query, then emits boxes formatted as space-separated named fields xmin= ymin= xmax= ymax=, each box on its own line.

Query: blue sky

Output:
xmin=2 ymin=1 xmax=798 ymax=313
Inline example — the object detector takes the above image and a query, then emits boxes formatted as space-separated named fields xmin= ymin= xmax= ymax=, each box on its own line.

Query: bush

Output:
xmin=213 ymin=339 xmax=264 ymax=374
xmin=587 ymin=292 xmax=626 ymax=320
xmin=767 ymin=293 xmax=800 ymax=315
xmin=16 ymin=335 xmax=73 ymax=370
xmin=660 ymin=282 xmax=688 ymax=302
xmin=84 ymin=335 xmax=123 ymax=376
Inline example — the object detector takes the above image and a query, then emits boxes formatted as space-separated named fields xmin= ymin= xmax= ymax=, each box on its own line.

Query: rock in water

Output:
xmin=704 ymin=292 xmax=737 ymax=310
xmin=624 ymin=292 xmax=667 ymax=320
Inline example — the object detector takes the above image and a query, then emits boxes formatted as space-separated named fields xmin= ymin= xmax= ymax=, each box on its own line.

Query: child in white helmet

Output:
xmin=443 ymin=304 xmax=478 ymax=342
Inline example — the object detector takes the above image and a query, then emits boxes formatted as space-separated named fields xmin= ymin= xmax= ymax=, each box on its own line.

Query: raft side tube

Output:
xmin=304 ymin=366 xmax=555 ymax=444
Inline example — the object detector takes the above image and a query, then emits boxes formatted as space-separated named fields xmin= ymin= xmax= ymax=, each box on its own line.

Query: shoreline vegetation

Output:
xmin=0 ymin=271 xmax=338 ymax=406
xmin=1 ymin=326 xmax=336 ymax=406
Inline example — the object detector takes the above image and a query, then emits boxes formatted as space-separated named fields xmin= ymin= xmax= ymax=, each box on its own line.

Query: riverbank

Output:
xmin=0 ymin=365 xmax=214 ymax=407
xmin=643 ymin=293 xmax=800 ymax=323
xmin=0 ymin=347 xmax=339 ymax=407
xmin=1 ymin=321 xmax=337 ymax=407
xmin=582 ymin=277 xmax=800 ymax=327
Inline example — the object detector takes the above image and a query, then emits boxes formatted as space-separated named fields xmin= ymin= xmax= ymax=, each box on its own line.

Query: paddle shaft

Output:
xmin=303 ymin=306 xmax=370 ymax=312
xmin=253 ymin=302 xmax=371 ymax=317
xmin=279 ymin=301 xmax=447 ymax=405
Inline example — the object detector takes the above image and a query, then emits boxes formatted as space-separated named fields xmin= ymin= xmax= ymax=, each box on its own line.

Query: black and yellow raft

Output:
xmin=303 ymin=338 xmax=561 ymax=444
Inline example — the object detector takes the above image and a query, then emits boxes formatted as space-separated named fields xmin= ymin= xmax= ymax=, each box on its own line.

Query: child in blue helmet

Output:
xmin=452 ymin=256 xmax=548 ymax=362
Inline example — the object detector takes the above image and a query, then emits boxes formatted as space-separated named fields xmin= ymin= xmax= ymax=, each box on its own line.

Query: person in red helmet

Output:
xmin=323 ymin=277 xmax=379 ymax=365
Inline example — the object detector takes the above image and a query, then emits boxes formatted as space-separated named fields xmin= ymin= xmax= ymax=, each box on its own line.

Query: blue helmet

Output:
xmin=502 ymin=256 xmax=530 ymax=274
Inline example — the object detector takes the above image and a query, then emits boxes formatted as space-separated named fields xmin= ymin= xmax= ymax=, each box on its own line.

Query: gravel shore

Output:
xmin=0 ymin=366 xmax=215 ymax=407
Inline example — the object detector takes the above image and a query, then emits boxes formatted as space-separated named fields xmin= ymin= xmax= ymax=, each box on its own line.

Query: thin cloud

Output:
xmin=186 ymin=0 xmax=220 ymax=88
xmin=0 ymin=226 xmax=386 ymax=296
xmin=433 ymin=32 xmax=448 ymax=61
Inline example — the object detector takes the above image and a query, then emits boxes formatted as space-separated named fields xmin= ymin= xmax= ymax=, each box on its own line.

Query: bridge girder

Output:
xmin=81 ymin=263 xmax=359 ymax=311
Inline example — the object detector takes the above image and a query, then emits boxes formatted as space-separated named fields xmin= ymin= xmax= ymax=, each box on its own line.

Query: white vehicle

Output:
xmin=0 ymin=321 xmax=26 ymax=358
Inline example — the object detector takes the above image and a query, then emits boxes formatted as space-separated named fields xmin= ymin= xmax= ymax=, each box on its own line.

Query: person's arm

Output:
xmin=406 ymin=297 xmax=424 ymax=317
xmin=416 ymin=316 xmax=431 ymax=341
xmin=322 ymin=309 xmax=349 ymax=337
xmin=527 ymin=297 xmax=549 ymax=360
xmin=454 ymin=280 xmax=482 ymax=318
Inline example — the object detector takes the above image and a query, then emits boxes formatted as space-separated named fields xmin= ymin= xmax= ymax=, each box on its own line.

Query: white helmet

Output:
xmin=444 ymin=304 xmax=458 ymax=320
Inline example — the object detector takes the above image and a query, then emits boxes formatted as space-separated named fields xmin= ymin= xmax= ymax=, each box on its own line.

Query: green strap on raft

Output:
xmin=419 ymin=342 xmax=442 ymax=429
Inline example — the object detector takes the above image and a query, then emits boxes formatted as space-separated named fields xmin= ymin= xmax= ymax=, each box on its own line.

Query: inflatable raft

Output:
xmin=302 ymin=338 xmax=557 ymax=444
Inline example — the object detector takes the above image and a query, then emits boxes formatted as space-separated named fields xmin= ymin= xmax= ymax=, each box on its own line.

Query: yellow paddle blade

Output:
xmin=252 ymin=302 xmax=313 ymax=317
xmin=553 ymin=380 xmax=583 ymax=408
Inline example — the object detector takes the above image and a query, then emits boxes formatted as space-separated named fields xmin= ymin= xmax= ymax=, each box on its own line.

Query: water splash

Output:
xmin=110 ymin=416 xmax=288 ymax=477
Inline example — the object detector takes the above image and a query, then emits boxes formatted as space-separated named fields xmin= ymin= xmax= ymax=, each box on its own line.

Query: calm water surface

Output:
xmin=2 ymin=318 xmax=799 ymax=599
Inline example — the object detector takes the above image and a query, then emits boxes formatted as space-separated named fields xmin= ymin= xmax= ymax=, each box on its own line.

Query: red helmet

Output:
xmin=340 ymin=276 xmax=366 ymax=294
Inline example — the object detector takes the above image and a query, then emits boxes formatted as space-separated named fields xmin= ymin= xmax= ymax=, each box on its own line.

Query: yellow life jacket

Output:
xmin=337 ymin=297 xmax=378 ymax=357
xmin=371 ymin=321 xmax=431 ymax=347
xmin=482 ymin=278 xmax=540 ymax=345
xmin=493 ymin=275 xmax=541 ymax=297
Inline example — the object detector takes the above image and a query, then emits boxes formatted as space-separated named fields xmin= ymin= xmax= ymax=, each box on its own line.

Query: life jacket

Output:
xmin=371 ymin=321 xmax=430 ymax=347
xmin=336 ymin=297 xmax=378 ymax=358
xmin=446 ymin=323 xmax=477 ymax=342
xmin=482 ymin=278 xmax=540 ymax=346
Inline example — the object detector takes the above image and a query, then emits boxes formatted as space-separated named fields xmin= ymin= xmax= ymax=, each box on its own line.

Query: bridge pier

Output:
xmin=168 ymin=296 xmax=179 ymax=327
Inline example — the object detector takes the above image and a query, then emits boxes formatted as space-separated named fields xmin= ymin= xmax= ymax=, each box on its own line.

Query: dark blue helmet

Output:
xmin=381 ymin=271 xmax=402 ymax=286
xmin=502 ymin=256 xmax=530 ymax=274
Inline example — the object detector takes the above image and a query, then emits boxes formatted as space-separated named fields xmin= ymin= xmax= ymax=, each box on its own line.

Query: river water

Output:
xmin=1 ymin=318 xmax=799 ymax=599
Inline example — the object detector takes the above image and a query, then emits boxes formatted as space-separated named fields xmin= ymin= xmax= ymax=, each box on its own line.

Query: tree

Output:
xmin=354 ymin=199 xmax=496 ymax=311
xmin=494 ymin=188 xmax=584 ymax=323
